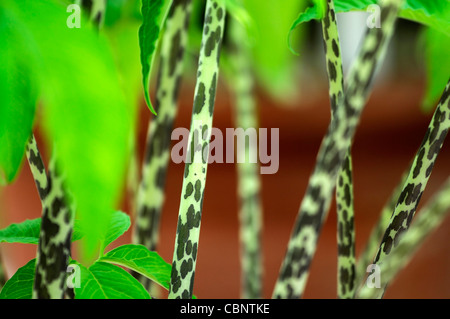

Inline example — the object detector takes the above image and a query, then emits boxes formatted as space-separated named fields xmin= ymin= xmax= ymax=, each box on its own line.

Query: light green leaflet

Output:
xmin=240 ymin=0 xmax=305 ymax=101
xmin=0 ymin=259 xmax=35 ymax=299
xmin=289 ymin=0 xmax=450 ymax=52
xmin=99 ymin=244 xmax=171 ymax=290
xmin=139 ymin=0 xmax=173 ymax=115
xmin=71 ymin=260 xmax=151 ymax=299
xmin=0 ymin=211 xmax=129 ymax=246
xmin=0 ymin=219 xmax=41 ymax=244
xmin=100 ymin=211 xmax=131 ymax=254
xmin=0 ymin=4 xmax=38 ymax=185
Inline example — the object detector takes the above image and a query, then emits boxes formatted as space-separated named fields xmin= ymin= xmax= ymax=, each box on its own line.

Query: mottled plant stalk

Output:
xmin=320 ymin=0 xmax=356 ymax=299
xmin=358 ymin=176 xmax=450 ymax=299
xmin=355 ymin=168 xmax=408 ymax=288
xmin=26 ymin=136 xmax=74 ymax=299
xmin=227 ymin=17 xmax=263 ymax=299
xmin=168 ymin=0 xmax=225 ymax=299
xmin=372 ymin=80 xmax=450 ymax=266
xmin=132 ymin=0 xmax=193 ymax=292
xmin=26 ymin=135 xmax=50 ymax=202
xmin=336 ymin=155 xmax=355 ymax=299
xmin=272 ymin=0 xmax=404 ymax=299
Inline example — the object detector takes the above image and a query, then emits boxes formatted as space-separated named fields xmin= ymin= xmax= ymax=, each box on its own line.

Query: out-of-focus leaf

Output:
xmin=186 ymin=0 xmax=204 ymax=55
xmin=242 ymin=0 xmax=306 ymax=102
xmin=399 ymin=0 xmax=450 ymax=36
xmin=139 ymin=0 xmax=172 ymax=115
xmin=226 ymin=0 xmax=257 ymax=42
xmin=421 ymin=27 xmax=450 ymax=112
xmin=105 ymin=19 xmax=142 ymax=175
xmin=0 ymin=259 xmax=35 ymax=299
xmin=290 ymin=0 xmax=450 ymax=41
xmin=0 ymin=4 xmax=39 ymax=185
xmin=7 ymin=0 xmax=133 ymax=260
xmin=104 ymin=0 xmax=141 ymax=27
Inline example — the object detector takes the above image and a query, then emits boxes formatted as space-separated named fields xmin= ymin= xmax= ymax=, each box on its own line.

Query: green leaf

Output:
xmin=0 ymin=259 xmax=35 ymax=299
xmin=6 ymin=0 xmax=133 ymax=258
xmin=242 ymin=0 xmax=305 ymax=101
xmin=0 ymin=219 xmax=41 ymax=244
xmin=100 ymin=211 xmax=131 ymax=254
xmin=139 ymin=0 xmax=172 ymax=115
xmin=104 ymin=0 xmax=141 ymax=27
xmin=72 ymin=219 xmax=85 ymax=242
xmin=0 ymin=211 xmax=127 ymax=246
xmin=289 ymin=0 xmax=450 ymax=52
xmin=71 ymin=260 xmax=150 ymax=299
xmin=0 ymin=4 xmax=39 ymax=185
xmin=226 ymin=0 xmax=257 ymax=41
xmin=421 ymin=27 xmax=450 ymax=112
xmin=399 ymin=0 xmax=450 ymax=36
xmin=99 ymin=244 xmax=172 ymax=290
xmin=105 ymin=19 xmax=142 ymax=167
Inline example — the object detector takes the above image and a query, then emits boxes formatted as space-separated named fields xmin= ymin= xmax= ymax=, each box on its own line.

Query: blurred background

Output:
xmin=1 ymin=1 xmax=449 ymax=299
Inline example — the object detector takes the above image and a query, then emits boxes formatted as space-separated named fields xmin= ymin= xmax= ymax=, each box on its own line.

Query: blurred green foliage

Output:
xmin=0 ymin=0 xmax=136 ymax=260
xmin=0 ymin=4 xmax=39 ymax=185
xmin=421 ymin=27 xmax=450 ymax=112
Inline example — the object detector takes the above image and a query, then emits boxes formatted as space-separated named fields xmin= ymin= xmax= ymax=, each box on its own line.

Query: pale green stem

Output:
xmin=227 ymin=16 xmax=263 ymax=299
xmin=320 ymin=0 xmax=356 ymax=299
xmin=168 ymin=0 xmax=226 ymax=299
xmin=355 ymin=168 xmax=408 ymax=290
xmin=132 ymin=0 xmax=193 ymax=293
xmin=372 ymin=80 xmax=450 ymax=265
xmin=25 ymin=139 xmax=74 ymax=299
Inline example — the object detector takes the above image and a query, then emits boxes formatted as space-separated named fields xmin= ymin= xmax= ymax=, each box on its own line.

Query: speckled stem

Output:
xmin=132 ymin=0 xmax=193 ymax=292
xmin=355 ymin=168 xmax=408 ymax=290
xmin=227 ymin=16 xmax=263 ymax=299
xmin=320 ymin=0 xmax=356 ymax=299
xmin=358 ymin=176 xmax=450 ymax=299
xmin=168 ymin=0 xmax=225 ymax=299
xmin=26 ymin=139 xmax=74 ymax=299
xmin=372 ymin=80 xmax=450 ymax=266
xmin=272 ymin=0 xmax=404 ymax=299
